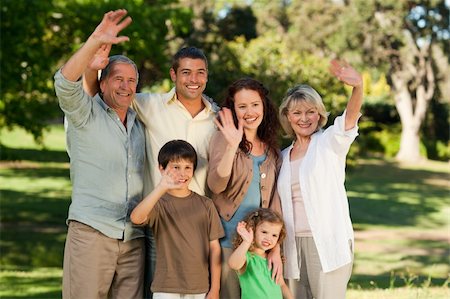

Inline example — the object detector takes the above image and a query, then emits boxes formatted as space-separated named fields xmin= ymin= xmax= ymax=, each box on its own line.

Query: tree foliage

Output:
xmin=1 ymin=0 xmax=61 ymax=142
xmin=272 ymin=0 xmax=449 ymax=162
xmin=1 ymin=0 xmax=448 ymax=161
xmin=0 ymin=0 xmax=191 ymax=142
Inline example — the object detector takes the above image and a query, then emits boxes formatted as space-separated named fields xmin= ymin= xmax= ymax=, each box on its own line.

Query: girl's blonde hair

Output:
xmin=279 ymin=84 xmax=329 ymax=138
xmin=232 ymin=208 xmax=286 ymax=251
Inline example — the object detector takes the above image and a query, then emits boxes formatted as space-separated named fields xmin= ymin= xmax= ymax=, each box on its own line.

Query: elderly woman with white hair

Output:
xmin=277 ymin=60 xmax=363 ymax=299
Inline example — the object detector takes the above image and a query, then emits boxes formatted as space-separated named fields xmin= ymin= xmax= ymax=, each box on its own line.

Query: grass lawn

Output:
xmin=1 ymin=125 xmax=449 ymax=298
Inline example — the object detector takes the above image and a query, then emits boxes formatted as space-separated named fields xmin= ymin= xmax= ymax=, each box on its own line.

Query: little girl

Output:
xmin=228 ymin=208 xmax=293 ymax=299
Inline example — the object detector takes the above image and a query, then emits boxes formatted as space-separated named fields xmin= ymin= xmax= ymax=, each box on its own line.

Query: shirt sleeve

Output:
xmin=206 ymin=198 xmax=225 ymax=240
xmin=269 ymin=152 xmax=282 ymax=215
xmin=54 ymin=69 xmax=92 ymax=128
xmin=207 ymin=130 xmax=233 ymax=194
xmin=323 ymin=110 xmax=360 ymax=157
xmin=131 ymin=93 xmax=151 ymax=127
xmin=147 ymin=200 xmax=161 ymax=228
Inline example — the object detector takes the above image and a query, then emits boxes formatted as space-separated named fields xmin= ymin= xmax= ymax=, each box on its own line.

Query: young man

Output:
xmin=54 ymin=10 xmax=146 ymax=298
xmin=133 ymin=47 xmax=218 ymax=197
xmin=131 ymin=140 xmax=224 ymax=299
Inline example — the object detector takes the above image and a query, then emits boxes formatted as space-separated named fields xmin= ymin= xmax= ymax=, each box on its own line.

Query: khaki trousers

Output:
xmin=288 ymin=237 xmax=353 ymax=299
xmin=63 ymin=221 xmax=144 ymax=299
xmin=219 ymin=247 xmax=240 ymax=299
xmin=153 ymin=293 xmax=207 ymax=299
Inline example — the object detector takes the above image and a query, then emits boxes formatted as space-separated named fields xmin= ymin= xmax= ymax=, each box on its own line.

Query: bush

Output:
xmin=424 ymin=139 xmax=450 ymax=161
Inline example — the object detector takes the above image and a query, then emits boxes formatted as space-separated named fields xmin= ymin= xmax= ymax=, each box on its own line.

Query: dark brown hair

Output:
xmin=171 ymin=47 xmax=208 ymax=72
xmin=158 ymin=140 xmax=197 ymax=171
xmin=222 ymin=78 xmax=280 ymax=158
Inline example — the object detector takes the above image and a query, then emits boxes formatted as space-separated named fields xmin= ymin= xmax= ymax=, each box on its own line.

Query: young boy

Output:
xmin=131 ymin=140 xmax=224 ymax=299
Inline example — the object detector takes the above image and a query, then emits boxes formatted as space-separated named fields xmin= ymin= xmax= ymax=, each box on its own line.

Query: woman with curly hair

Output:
xmin=207 ymin=78 xmax=283 ymax=299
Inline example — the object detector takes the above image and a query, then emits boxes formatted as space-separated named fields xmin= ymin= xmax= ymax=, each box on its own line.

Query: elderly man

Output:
xmin=54 ymin=9 xmax=145 ymax=298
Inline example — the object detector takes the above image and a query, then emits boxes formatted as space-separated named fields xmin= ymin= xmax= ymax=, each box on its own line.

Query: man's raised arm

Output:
xmin=61 ymin=9 xmax=131 ymax=82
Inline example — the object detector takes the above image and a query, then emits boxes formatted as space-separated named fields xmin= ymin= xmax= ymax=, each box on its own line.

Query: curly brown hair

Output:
xmin=222 ymin=78 xmax=280 ymax=159
xmin=232 ymin=208 xmax=286 ymax=252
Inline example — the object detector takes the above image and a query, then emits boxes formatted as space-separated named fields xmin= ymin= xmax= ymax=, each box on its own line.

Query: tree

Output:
xmin=1 ymin=0 xmax=62 ymax=142
xmin=0 ymin=0 xmax=191 ymax=143
xmin=361 ymin=0 xmax=448 ymax=162
xmin=281 ymin=0 xmax=449 ymax=162
xmin=344 ymin=0 xmax=449 ymax=162
xmin=217 ymin=5 xmax=257 ymax=41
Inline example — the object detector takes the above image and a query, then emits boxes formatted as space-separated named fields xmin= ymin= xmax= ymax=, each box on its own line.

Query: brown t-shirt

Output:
xmin=148 ymin=192 xmax=224 ymax=294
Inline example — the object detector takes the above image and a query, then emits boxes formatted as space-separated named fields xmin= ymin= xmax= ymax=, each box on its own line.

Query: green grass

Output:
xmin=0 ymin=268 xmax=62 ymax=299
xmin=0 ymin=126 xmax=70 ymax=298
xmin=346 ymin=158 xmax=449 ymax=291
xmin=0 ymin=125 xmax=449 ymax=298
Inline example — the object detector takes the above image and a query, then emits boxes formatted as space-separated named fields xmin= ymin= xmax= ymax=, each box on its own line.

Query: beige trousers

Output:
xmin=153 ymin=293 xmax=207 ymax=299
xmin=63 ymin=221 xmax=144 ymax=299
xmin=288 ymin=237 xmax=353 ymax=299
xmin=219 ymin=247 xmax=241 ymax=299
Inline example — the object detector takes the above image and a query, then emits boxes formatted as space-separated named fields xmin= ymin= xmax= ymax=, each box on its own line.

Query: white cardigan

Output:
xmin=278 ymin=111 xmax=359 ymax=277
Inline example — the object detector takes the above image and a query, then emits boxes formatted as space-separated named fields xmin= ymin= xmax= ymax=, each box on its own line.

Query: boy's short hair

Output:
xmin=158 ymin=140 xmax=198 ymax=171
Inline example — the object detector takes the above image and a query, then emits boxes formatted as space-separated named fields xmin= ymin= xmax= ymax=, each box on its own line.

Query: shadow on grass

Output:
xmin=350 ymin=273 xmax=448 ymax=289
xmin=347 ymin=160 xmax=449 ymax=227
xmin=0 ymin=189 xmax=70 ymax=224
xmin=1 ymin=166 xmax=70 ymax=179
xmin=349 ymin=196 xmax=439 ymax=226
xmin=0 ymin=229 xmax=66 ymax=268
xmin=0 ymin=268 xmax=62 ymax=299
xmin=0 ymin=145 xmax=69 ymax=163
xmin=0 ymin=163 xmax=70 ymax=224
xmin=1 ymin=290 xmax=62 ymax=299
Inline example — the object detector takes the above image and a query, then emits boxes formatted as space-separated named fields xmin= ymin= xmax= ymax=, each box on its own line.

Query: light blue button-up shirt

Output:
xmin=54 ymin=70 xmax=145 ymax=241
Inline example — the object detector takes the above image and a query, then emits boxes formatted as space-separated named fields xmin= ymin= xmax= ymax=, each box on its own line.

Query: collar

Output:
xmin=164 ymin=87 xmax=220 ymax=113
xmin=94 ymin=94 xmax=136 ymax=117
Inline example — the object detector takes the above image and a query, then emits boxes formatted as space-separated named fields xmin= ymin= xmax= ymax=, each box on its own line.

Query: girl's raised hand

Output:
xmin=236 ymin=221 xmax=253 ymax=244
xmin=329 ymin=59 xmax=362 ymax=88
xmin=214 ymin=108 xmax=243 ymax=150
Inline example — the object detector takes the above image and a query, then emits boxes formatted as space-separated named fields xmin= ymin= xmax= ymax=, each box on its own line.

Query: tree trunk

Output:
xmin=396 ymin=120 xmax=423 ymax=162
xmin=390 ymin=34 xmax=435 ymax=163
xmin=392 ymin=77 xmax=434 ymax=162
xmin=392 ymin=75 xmax=424 ymax=162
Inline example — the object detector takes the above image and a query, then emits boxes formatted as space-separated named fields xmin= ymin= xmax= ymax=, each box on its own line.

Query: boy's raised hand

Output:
xmin=236 ymin=221 xmax=253 ymax=244
xmin=159 ymin=168 xmax=183 ymax=190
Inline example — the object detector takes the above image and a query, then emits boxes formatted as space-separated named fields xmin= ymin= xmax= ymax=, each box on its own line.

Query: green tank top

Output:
xmin=238 ymin=252 xmax=283 ymax=299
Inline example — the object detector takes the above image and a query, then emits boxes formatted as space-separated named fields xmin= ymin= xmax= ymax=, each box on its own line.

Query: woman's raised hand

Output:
xmin=214 ymin=108 xmax=243 ymax=150
xmin=329 ymin=59 xmax=363 ymax=88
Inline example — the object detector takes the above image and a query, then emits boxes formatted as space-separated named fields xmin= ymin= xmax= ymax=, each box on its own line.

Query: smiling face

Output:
xmin=286 ymin=102 xmax=321 ymax=138
xmin=170 ymin=58 xmax=208 ymax=104
xmin=160 ymin=158 xmax=194 ymax=191
xmin=233 ymin=89 xmax=264 ymax=133
xmin=100 ymin=62 xmax=137 ymax=112
xmin=253 ymin=221 xmax=283 ymax=255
